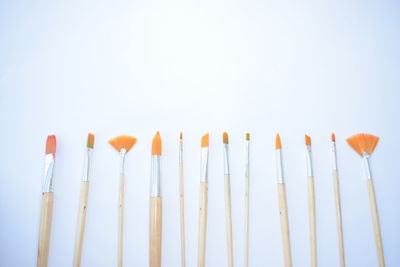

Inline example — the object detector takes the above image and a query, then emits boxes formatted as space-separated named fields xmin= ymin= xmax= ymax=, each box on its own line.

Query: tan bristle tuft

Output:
xmin=180 ymin=131 xmax=183 ymax=140
xmin=346 ymin=133 xmax=379 ymax=156
xmin=246 ymin=133 xmax=250 ymax=140
xmin=331 ymin=133 xmax=336 ymax=142
xmin=305 ymin=135 xmax=311 ymax=146
xmin=223 ymin=132 xmax=229 ymax=144
xmin=201 ymin=133 xmax=209 ymax=147
xmin=46 ymin=135 xmax=56 ymax=154
xmin=152 ymin=131 xmax=162 ymax=155
xmin=108 ymin=135 xmax=138 ymax=152
xmin=276 ymin=133 xmax=282 ymax=149
xmin=87 ymin=133 xmax=95 ymax=148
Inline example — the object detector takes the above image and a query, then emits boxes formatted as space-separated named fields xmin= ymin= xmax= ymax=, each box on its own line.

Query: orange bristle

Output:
xmin=201 ymin=133 xmax=209 ymax=148
xmin=152 ymin=131 xmax=162 ymax=155
xmin=87 ymin=133 xmax=95 ymax=148
xmin=305 ymin=135 xmax=311 ymax=146
xmin=223 ymin=132 xmax=229 ymax=144
xmin=331 ymin=133 xmax=336 ymax=142
xmin=346 ymin=133 xmax=379 ymax=156
xmin=180 ymin=131 xmax=183 ymax=140
xmin=109 ymin=135 xmax=138 ymax=152
xmin=276 ymin=133 xmax=282 ymax=149
xmin=45 ymin=135 xmax=56 ymax=154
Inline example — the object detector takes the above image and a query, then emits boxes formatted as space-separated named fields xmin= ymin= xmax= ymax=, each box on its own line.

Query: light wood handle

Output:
xmin=198 ymin=182 xmax=208 ymax=267
xmin=179 ymin=163 xmax=186 ymax=267
xmin=150 ymin=197 xmax=162 ymax=267
xmin=333 ymin=171 xmax=345 ymax=267
xmin=224 ymin=174 xmax=234 ymax=267
xmin=73 ymin=181 xmax=89 ymax=267
xmin=37 ymin=192 xmax=54 ymax=267
xmin=278 ymin=183 xmax=292 ymax=267
xmin=244 ymin=173 xmax=249 ymax=267
xmin=367 ymin=179 xmax=385 ymax=267
xmin=308 ymin=176 xmax=317 ymax=267
xmin=118 ymin=173 xmax=124 ymax=267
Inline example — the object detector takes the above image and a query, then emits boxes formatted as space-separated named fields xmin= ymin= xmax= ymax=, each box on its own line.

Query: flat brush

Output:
xmin=109 ymin=135 xmax=138 ymax=267
xmin=73 ymin=133 xmax=95 ymax=267
xmin=244 ymin=133 xmax=250 ymax=267
xmin=37 ymin=135 xmax=56 ymax=267
xmin=276 ymin=134 xmax=292 ymax=267
xmin=179 ymin=132 xmax=186 ymax=267
xmin=347 ymin=133 xmax=384 ymax=267
xmin=198 ymin=133 xmax=209 ymax=267
xmin=223 ymin=132 xmax=234 ymax=267
xmin=150 ymin=132 xmax=162 ymax=267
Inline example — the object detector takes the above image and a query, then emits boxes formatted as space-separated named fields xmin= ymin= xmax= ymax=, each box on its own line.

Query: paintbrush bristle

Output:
xmin=180 ymin=131 xmax=183 ymax=140
xmin=109 ymin=135 xmax=138 ymax=152
xmin=305 ymin=135 xmax=311 ymax=146
xmin=87 ymin=133 xmax=95 ymax=148
xmin=346 ymin=133 xmax=379 ymax=156
xmin=246 ymin=133 xmax=250 ymax=140
xmin=276 ymin=133 xmax=282 ymax=149
xmin=46 ymin=135 xmax=56 ymax=154
xmin=331 ymin=133 xmax=336 ymax=142
xmin=152 ymin=131 xmax=162 ymax=155
xmin=223 ymin=132 xmax=229 ymax=144
xmin=201 ymin=133 xmax=209 ymax=148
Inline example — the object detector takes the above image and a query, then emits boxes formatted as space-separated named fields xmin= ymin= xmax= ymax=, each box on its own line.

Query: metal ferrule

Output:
xmin=223 ymin=144 xmax=230 ymax=175
xmin=245 ymin=140 xmax=250 ymax=178
xmin=179 ymin=142 xmax=183 ymax=164
xmin=306 ymin=146 xmax=314 ymax=177
xmin=363 ymin=152 xmax=372 ymax=180
xmin=276 ymin=149 xmax=284 ymax=183
xmin=150 ymin=155 xmax=161 ymax=197
xmin=200 ymin=147 xmax=209 ymax=182
xmin=42 ymin=153 xmax=55 ymax=192
xmin=82 ymin=148 xmax=93 ymax=182
xmin=332 ymin=142 xmax=338 ymax=171
xmin=119 ymin=149 xmax=126 ymax=174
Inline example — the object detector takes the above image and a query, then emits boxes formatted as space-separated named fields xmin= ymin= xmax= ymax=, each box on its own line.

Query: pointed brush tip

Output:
xmin=276 ymin=133 xmax=282 ymax=149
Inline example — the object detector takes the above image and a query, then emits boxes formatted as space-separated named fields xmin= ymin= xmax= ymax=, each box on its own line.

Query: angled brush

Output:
xmin=198 ymin=133 xmax=209 ymax=267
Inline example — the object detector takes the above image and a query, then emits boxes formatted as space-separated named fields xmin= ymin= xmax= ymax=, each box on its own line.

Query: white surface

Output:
xmin=1 ymin=0 xmax=400 ymax=266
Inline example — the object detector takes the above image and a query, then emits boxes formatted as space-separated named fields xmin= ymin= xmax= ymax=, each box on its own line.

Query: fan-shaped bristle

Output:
xmin=276 ymin=133 xmax=282 ymax=149
xmin=223 ymin=132 xmax=229 ymax=144
xmin=305 ymin=135 xmax=311 ymax=146
xmin=87 ymin=133 xmax=95 ymax=148
xmin=46 ymin=135 xmax=56 ymax=154
xmin=152 ymin=131 xmax=162 ymax=155
xmin=346 ymin=133 xmax=379 ymax=156
xmin=201 ymin=133 xmax=209 ymax=147
xmin=108 ymin=135 xmax=138 ymax=152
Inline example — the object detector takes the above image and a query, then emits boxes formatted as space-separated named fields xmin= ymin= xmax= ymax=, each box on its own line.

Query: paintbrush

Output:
xmin=37 ymin=135 xmax=56 ymax=267
xmin=109 ymin=135 xmax=138 ymax=267
xmin=347 ymin=133 xmax=384 ymax=267
xmin=305 ymin=134 xmax=317 ymax=267
xmin=150 ymin=132 xmax=162 ymax=267
xmin=276 ymin=134 xmax=292 ymax=267
xmin=331 ymin=133 xmax=345 ymax=267
xmin=179 ymin=132 xmax=186 ymax=267
xmin=223 ymin=132 xmax=234 ymax=267
xmin=244 ymin=133 xmax=250 ymax=267
xmin=73 ymin=133 xmax=95 ymax=267
xmin=198 ymin=133 xmax=209 ymax=267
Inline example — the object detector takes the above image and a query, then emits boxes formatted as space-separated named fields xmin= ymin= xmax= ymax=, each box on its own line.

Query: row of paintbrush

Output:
xmin=37 ymin=132 xmax=384 ymax=267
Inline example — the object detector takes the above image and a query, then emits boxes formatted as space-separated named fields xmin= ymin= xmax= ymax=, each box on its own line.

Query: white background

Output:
xmin=1 ymin=0 xmax=400 ymax=266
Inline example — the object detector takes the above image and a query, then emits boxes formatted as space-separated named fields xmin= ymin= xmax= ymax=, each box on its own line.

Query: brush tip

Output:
xmin=246 ymin=133 xmax=250 ymax=140
xmin=201 ymin=133 xmax=209 ymax=147
xmin=276 ymin=133 xmax=282 ymax=149
xmin=108 ymin=135 xmax=138 ymax=152
xmin=152 ymin=131 xmax=162 ymax=155
xmin=45 ymin=135 xmax=56 ymax=154
xmin=223 ymin=132 xmax=229 ymax=144
xmin=180 ymin=131 xmax=183 ymax=140
xmin=346 ymin=133 xmax=379 ymax=156
xmin=305 ymin=135 xmax=311 ymax=146
xmin=87 ymin=133 xmax=95 ymax=148
xmin=331 ymin=133 xmax=336 ymax=142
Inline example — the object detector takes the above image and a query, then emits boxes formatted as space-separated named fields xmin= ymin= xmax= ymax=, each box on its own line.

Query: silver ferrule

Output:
xmin=150 ymin=155 xmax=161 ymax=197
xmin=200 ymin=147 xmax=209 ymax=182
xmin=276 ymin=149 xmax=284 ymax=183
xmin=82 ymin=148 xmax=93 ymax=181
xmin=119 ymin=149 xmax=126 ymax=174
xmin=223 ymin=144 xmax=230 ymax=175
xmin=245 ymin=140 xmax=250 ymax=178
xmin=179 ymin=142 xmax=183 ymax=164
xmin=332 ymin=142 xmax=338 ymax=171
xmin=363 ymin=153 xmax=372 ymax=180
xmin=42 ymin=153 xmax=55 ymax=192
xmin=306 ymin=146 xmax=314 ymax=177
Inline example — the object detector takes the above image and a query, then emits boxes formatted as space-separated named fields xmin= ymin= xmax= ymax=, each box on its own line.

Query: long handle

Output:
xmin=198 ymin=182 xmax=208 ymax=267
xmin=367 ymin=179 xmax=385 ymax=267
xmin=150 ymin=197 xmax=162 ymax=267
xmin=308 ymin=176 xmax=317 ymax=267
xmin=73 ymin=181 xmax=89 ymax=267
xmin=37 ymin=192 xmax=54 ymax=267
xmin=244 ymin=171 xmax=249 ymax=267
xmin=332 ymin=171 xmax=345 ymax=267
xmin=118 ymin=173 xmax=124 ymax=267
xmin=278 ymin=183 xmax=292 ymax=267
xmin=224 ymin=174 xmax=234 ymax=267
xmin=179 ymin=163 xmax=186 ymax=267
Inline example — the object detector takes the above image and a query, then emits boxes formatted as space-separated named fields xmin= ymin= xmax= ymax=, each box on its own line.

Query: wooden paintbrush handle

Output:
xmin=37 ymin=192 xmax=54 ymax=267
xmin=278 ymin=183 xmax=292 ymax=267
xmin=308 ymin=176 xmax=317 ymax=267
xmin=367 ymin=179 xmax=385 ymax=267
xmin=118 ymin=173 xmax=124 ymax=267
xmin=179 ymin=163 xmax=186 ymax=267
xmin=73 ymin=181 xmax=89 ymax=267
xmin=244 ymin=173 xmax=249 ymax=267
xmin=198 ymin=182 xmax=208 ymax=267
xmin=224 ymin=174 xmax=234 ymax=267
xmin=150 ymin=197 xmax=162 ymax=267
xmin=332 ymin=170 xmax=345 ymax=267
